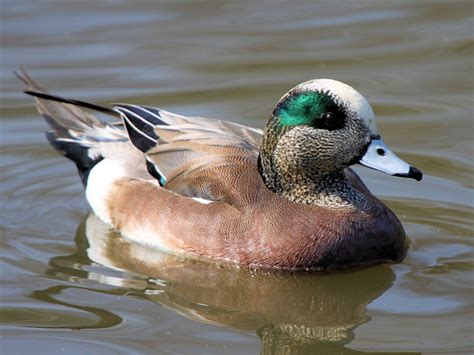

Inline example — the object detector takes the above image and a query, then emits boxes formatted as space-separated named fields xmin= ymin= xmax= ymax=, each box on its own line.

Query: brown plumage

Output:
xmin=19 ymin=70 xmax=419 ymax=271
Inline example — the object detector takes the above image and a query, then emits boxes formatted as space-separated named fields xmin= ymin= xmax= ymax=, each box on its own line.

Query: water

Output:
xmin=1 ymin=1 xmax=473 ymax=353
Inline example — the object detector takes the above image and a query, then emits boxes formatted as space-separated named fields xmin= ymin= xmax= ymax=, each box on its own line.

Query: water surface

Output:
xmin=1 ymin=1 xmax=473 ymax=354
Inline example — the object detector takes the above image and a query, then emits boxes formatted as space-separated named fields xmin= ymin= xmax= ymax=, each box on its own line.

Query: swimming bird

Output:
xmin=18 ymin=70 xmax=422 ymax=271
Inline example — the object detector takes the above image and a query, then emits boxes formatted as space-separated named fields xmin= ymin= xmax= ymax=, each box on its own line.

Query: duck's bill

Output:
xmin=359 ymin=139 xmax=423 ymax=181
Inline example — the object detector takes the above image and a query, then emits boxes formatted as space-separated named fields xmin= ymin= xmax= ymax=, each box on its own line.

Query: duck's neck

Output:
xmin=258 ymin=117 xmax=368 ymax=209
xmin=285 ymin=171 xmax=367 ymax=208
xmin=259 ymin=159 xmax=367 ymax=209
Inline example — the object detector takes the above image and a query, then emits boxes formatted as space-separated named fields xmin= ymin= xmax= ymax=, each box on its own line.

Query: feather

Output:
xmin=113 ymin=102 xmax=263 ymax=199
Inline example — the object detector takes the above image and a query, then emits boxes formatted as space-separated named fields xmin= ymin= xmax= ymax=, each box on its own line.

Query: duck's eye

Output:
xmin=314 ymin=111 xmax=345 ymax=131
xmin=324 ymin=112 xmax=333 ymax=120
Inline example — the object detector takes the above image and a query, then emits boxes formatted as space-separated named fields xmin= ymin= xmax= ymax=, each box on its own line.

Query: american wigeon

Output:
xmin=18 ymin=70 xmax=422 ymax=271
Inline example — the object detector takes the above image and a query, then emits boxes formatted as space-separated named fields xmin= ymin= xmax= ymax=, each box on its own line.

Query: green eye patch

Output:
xmin=276 ymin=90 xmax=345 ymax=130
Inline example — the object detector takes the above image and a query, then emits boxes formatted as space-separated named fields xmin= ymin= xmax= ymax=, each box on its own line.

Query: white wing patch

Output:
xmin=192 ymin=197 xmax=214 ymax=205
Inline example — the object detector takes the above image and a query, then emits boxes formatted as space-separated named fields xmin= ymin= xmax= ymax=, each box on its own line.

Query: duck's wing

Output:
xmin=115 ymin=104 xmax=264 ymax=204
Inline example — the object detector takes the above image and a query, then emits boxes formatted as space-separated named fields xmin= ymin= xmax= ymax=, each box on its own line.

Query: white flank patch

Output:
xmin=192 ymin=197 xmax=214 ymax=205
xmin=85 ymin=159 xmax=127 ymax=225
xmin=295 ymin=79 xmax=378 ymax=134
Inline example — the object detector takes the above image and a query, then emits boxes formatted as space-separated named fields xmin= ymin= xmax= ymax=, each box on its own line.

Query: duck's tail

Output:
xmin=16 ymin=69 xmax=125 ymax=185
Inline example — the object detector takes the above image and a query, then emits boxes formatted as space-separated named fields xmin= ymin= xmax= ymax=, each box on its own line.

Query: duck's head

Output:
xmin=259 ymin=79 xmax=422 ymax=194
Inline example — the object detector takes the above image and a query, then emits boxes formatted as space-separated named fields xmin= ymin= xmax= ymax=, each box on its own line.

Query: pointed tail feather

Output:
xmin=17 ymin=69 xmax=124 ymax=185
xmin=23 ymin=90 xmax=121 ymax=119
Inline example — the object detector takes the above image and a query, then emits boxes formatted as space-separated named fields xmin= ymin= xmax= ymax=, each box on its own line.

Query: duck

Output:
xmin=17 ymin=69 xmax=422 ymax=271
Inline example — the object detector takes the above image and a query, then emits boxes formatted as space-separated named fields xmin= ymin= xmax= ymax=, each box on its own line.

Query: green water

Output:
xmin=1 ymin=1 xmax=473 ymax=353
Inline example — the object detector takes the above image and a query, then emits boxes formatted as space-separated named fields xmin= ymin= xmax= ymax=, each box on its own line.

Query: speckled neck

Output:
xmin=258 ymin=117 xmax=287 ymax=192
xmin=258 ymin=118 xmax=368 ymax=210
xmin=276 ymin=171 xmax=368 ymax=209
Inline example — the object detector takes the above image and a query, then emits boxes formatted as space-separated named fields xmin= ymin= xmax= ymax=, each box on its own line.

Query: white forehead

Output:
xmin=295 ymin=79 xmax=377 ymax=134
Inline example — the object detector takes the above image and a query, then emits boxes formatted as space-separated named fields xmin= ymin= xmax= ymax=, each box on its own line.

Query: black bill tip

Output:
xmin=395 ymin=166 xmax=423 ymax=181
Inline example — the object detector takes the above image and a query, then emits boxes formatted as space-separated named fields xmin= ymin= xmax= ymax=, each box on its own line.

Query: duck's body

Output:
xmin=105 ymin=167 xmax=406 ymax=270
xmin=18 ymin=70 xmax=421 ymax=271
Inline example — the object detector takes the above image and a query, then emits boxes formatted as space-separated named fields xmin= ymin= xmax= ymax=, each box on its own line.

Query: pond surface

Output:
xmin=1 ymin=1 xmax=473 ymax=353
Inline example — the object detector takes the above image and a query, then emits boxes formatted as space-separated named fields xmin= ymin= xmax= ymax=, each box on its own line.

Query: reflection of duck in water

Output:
xmin=58 ymin=213 xmax=394 ymax=353
xmin=20 ymin=70 xmax=421 ymax=271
